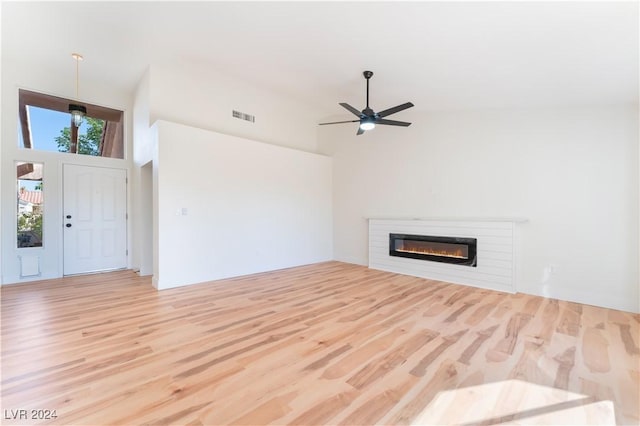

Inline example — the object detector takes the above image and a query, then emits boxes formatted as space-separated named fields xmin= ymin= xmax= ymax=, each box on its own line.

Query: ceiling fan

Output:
xmin=319 ymin=71 xmax=414 ymax=135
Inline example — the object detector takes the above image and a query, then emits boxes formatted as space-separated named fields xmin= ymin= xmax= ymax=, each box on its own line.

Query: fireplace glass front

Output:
xmin=389 ymin=233 xmax=477 ymax=266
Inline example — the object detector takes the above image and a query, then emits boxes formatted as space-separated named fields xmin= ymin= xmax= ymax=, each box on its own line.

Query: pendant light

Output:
xmin=68 ymin=53 xmax=86 ymax=128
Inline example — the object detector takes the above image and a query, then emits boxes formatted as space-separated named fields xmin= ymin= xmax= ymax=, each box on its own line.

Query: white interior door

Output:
xmin=63 ymin=164 xmax=127 ymax=275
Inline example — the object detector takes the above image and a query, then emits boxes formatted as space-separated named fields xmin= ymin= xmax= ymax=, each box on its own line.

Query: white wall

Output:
xmin=152 ymin=120 xmax=332 ymax=289
xmin=131 ymin=69 xmax=152 ymax=273
xmin=319 ymin=106 xmax=639 ymax=312
xmin=0 ymin=58 xmax=133 ymax=284
xmin=131 ymin=62 xmax=327 ymax=284
xmin=149 ymin=61 xmax=320 ymax=153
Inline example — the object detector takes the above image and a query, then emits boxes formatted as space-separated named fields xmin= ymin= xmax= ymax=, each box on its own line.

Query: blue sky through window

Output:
xmin=24 ymin=106 xmax=89 ymax=152
xmin=19 ymin=179 xmax=39 ymax=191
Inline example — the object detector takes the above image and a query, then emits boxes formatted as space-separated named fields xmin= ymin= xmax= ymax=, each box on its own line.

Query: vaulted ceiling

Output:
xmin=2 ymin=1 xmax=637 ymax=118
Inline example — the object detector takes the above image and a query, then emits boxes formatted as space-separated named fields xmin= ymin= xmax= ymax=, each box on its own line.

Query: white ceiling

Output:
xmin=2 ymin=1 xmax=638 ymax=118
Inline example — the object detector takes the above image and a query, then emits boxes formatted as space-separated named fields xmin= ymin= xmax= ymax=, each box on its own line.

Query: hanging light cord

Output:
xmin=75 ymin=56 xmax=79 ymax=99
xmin=72 ymin=53 xmax=83 ymax=100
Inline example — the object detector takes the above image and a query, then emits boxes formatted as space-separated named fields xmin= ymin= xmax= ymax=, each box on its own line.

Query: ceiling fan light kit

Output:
xmin=319 ymin=70 xmax=414 ymax=135
xmin=359 ymin=119 xmax=375 ymax=131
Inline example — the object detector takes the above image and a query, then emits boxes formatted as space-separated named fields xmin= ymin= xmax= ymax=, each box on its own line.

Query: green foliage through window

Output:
xmin=18 ymin=212 xmax=43 ymax=246
xmin=55 ymin=117 xmax=105 ymax=156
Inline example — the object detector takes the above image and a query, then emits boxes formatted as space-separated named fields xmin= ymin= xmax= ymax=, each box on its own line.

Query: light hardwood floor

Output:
xmin=1 ymin=262 xmax=638 ymax=425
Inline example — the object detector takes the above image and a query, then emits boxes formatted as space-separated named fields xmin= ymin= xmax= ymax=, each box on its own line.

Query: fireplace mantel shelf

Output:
xmin=366 ymin=216 xmax=529 ymax=223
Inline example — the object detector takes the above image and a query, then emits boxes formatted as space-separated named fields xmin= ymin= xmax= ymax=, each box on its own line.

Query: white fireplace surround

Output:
xmin=369 ymin=218 xmax=526 ymax=293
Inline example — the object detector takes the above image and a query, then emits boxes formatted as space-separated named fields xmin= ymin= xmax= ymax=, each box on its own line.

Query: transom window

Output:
xmin=18 ymin=89 xmax=124 ymax=159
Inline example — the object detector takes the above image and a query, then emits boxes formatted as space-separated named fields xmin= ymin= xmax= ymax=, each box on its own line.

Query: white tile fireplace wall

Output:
xmin=369 ymin=218 xmax=523 ymax=293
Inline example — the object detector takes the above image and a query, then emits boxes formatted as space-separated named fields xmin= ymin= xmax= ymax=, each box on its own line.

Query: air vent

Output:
xmin=232 ymin=110 xmax=255 ymax=123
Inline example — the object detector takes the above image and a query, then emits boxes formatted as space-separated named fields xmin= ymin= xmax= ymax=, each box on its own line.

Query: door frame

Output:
xmin=139 ymin=161 xmax=153 ymax=276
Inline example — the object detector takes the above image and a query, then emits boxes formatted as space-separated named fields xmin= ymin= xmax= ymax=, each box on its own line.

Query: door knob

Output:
xmin=66 ymin=223 xmax=72 ymax=228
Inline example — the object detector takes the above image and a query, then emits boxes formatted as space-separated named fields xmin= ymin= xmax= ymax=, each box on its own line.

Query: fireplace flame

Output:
xmin=396 ymin=247 xmax=467 ymax=259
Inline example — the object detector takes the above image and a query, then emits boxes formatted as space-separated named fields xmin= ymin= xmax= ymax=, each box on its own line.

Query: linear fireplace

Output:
xmin=389 ymin=233 xmax=477 ymax=267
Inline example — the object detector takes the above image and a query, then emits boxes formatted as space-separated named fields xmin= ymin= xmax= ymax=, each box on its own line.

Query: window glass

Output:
xmin=17 ymin=162 xmax=44 ymax=248
xmin=19 ymin=89 xmax=124 ymax=159
xmin=27 ymin=106 xmax=106 ymax=155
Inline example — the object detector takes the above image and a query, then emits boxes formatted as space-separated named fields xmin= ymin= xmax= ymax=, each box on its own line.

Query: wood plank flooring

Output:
xmin=1 ymin=261 xmax=638 ymax=425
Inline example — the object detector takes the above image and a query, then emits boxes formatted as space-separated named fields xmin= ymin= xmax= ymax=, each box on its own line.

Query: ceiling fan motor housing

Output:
xmin=318 ymin=70 xmax=414 ymax=134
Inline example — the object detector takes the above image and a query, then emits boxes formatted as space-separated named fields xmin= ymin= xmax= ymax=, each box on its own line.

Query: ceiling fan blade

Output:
xmin=375 ymin=118 xmax=411 ymax=127
xmin=339 ymin=103 xmax=363 ymax=117
xmin=356 ymin=127 xmax=365 ymax=135
xmin=377 ymin=102 xmax=414 ymax=118
xmin=319 ymin=119 xmax=360 ymax=126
